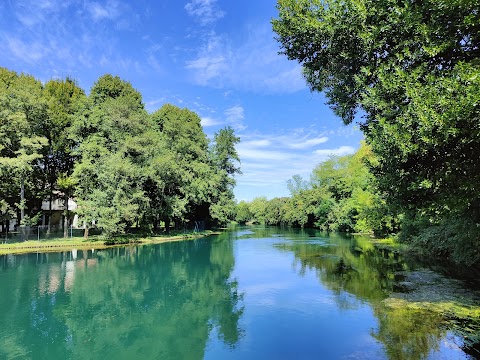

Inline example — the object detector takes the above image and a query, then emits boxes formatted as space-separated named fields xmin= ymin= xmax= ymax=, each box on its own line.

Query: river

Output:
xmin=0 ymin=226 xmax=478 ymax=359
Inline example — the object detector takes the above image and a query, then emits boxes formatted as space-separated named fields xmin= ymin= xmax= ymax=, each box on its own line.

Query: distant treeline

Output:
xmin=236 ymin=142 xmax=396 ymax=236
xmin=0 ymin=68 xmax=240 ymax=237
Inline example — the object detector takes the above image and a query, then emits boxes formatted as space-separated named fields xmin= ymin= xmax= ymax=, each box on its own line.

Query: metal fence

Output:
xmin=1 ymin=226 xmax=91 ymax=244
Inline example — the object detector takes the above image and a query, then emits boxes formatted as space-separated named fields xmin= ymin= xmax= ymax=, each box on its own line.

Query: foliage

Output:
xmin=236 ymin=143 xmax=396 ymax=235
xmin=272 ymin=0 xmax=480 ymax=263
xmin=209 ymin=126 xmax=241 ymax=226
xmin=235 ymin=201 xmax=252 ymax=224
xmin=0 ymin=68 xmax=241 ymax=237
xmin=0 ymin=68 xmax=49 ymax=223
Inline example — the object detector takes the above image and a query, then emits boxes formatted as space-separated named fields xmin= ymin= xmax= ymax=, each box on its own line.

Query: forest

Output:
xmin=0 ymin=69 xmax=240 ymax=238
xmin=268 ymin=0 xmax=480 ymax=266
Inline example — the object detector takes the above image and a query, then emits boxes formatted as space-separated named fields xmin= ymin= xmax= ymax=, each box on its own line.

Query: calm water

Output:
xmin=0 ymin=227 xmax=477 ymax=359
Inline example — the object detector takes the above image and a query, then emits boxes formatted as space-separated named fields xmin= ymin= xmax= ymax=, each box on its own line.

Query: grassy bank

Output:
xmin=0 ymin=230 xmax=219 ymax=256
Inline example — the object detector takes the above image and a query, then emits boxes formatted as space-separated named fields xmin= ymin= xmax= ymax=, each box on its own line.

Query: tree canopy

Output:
xmin=0 ymin=68 xmax=241 ymax=238
xmin=272 ymin=0 xmax=480 ymax=264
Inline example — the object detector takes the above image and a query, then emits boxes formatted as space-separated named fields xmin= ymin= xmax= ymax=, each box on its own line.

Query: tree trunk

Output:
xmin=164 ymin=218 xmax=170 ymax=234
xmin=20 ymin=176 xmax=25 ymax=223
xmin=63 ymin=195 xmax=69 ymax=238
xmin=47 ymin=184 xmax=53 ymax=234
xmin=84 ymin=224 xmax=89 ymax=239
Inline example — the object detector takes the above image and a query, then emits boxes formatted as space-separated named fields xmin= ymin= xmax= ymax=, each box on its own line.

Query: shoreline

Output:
xmin=0 ymin=231 xmax=220 ymax=256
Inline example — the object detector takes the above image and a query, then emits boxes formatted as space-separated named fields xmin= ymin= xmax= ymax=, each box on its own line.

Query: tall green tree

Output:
xmin=42 ymin=78 xmax=86 ymax=232
xmin=0 ymin=68 xmax=48 ymax=227
xmin=149 ymin=104 xmax=213 ymax=230
xmin=72 ymin=75 xmax=150 ymax=237
xmin=273 ymin=0 xmax=480 ymax=262
xmin=209 ymin=126 xmax=241 ymax=226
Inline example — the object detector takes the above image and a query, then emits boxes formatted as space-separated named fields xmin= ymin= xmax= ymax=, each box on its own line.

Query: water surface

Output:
xmin=0 ymin=227 xmax=477 ymax=359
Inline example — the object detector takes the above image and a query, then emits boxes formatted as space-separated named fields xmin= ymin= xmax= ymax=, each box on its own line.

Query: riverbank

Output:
xmin=0 ymin=231 xmax=220 ymax=256
xmin=364 ymin=237 xmax=480 ymax=352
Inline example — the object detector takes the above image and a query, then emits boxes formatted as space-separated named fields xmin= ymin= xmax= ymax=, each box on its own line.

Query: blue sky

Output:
xmin=0 ymin=0 xmax=363 ymax=201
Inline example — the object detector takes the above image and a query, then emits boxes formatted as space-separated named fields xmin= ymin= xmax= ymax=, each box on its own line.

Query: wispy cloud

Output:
xmin=288 ymin=136 xmax=329 ymax=149
xmin=314 ymin=146 xmax=356 ymax=157
xmin=234 ymin=129 xmax=360 ymax=200
xmin=5 ymin=37 xmax=48 ymax=64
xmin=0 ymin=0 xmax=144 ymax=77
xmin=185 ymin=0 xmax=225 ymax=25
xmin=201 ymin=116 xmax=222 ymax=127
xmin=185 ymin=24 xmax=305 ymax=94
xmin=185 ymin=54 xmax=228 ymax=84
xmin=225 ymin=105 xmax=246 ymax=130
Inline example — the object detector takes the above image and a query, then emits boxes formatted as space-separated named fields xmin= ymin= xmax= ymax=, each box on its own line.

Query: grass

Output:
xmin=0 ymin=230 xmax=219 ymax=255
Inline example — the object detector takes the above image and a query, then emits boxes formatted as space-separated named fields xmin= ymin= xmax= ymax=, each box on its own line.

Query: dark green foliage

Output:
xmin=0 ymin=68 xmax=241 ymax=238
xmin=273 ymin=0 xmax=480 ymax=264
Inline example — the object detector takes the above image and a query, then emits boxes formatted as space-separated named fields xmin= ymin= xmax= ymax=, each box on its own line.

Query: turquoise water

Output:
xmin=0 ymin=227 xmax=475 ymax=359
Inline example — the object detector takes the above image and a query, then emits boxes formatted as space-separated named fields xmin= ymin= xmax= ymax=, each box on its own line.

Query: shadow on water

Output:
xmin=265 ymin=226 xmax=480 ymax=359
xmin=0 ymin=236 xmax=243 ymax=360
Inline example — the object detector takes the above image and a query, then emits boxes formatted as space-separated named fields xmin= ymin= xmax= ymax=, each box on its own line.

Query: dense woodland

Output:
xmin=270 ymin=0 xmax=480 ymax=265
xmin=0 ymin=69 xmax=240 ymax=238
xmin=1 ymin=0 xmax=479 ymax=267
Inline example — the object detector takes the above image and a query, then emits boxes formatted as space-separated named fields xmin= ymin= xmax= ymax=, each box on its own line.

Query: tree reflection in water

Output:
xmin=273 ymin=229 xmax=476 ymax=360
xmin=0 ymin=236 xmax=243 ymax=359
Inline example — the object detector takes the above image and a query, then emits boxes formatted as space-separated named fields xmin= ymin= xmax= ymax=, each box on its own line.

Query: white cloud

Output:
xmin=314 ymin=146 xmax=356 ymax=157
xmin=145 ymin=98 xmax=166 ymax=112
xmin=237 ymin=147 xmax=294 ymax=161
xmin=185 ymin=55 xmax=228 ymax=84
xmin=0 ymin=0 xmax=144 ymax=76
xmin=185 ymin=24 xmax=306 ymax=94
xmin=225 ymin=105 xmax=246 ymax=130
xmin=288 ymin=136 xmax=329 ymax=149
xmin=201 ymin=117 xmax=222 ymax=127
xmin=185 ymin=0 xmax=225 ymax=26
xmin=233 ymin=130 xmax=360 ymax=200
xmin=244 ymin=140 xmax=271 ymax=147
xmin=88 ymin=1 xmax=121 ymax=21
xmin=5 ymin=38 xmax=47 ymax=63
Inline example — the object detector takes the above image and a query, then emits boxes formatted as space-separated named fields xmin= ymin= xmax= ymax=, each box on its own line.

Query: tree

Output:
xmin=273 ymin=0 xmax=480 ymax=261
xmin=72 ymin=76 xmax=150 ymax=237
xmin=249 ymin=197 xmax=268 ymax=225
xmin=264 ymin=197 xmax=289 ymax=226
xmin=149 ymin=104 xmax=213 ymax=230
xmin=43 ymin=78 xmax=86 ymax=232
xmin=235 ymin=201 xmax=253 ymax=224
xmin=209 ymin=126 xmax=241 ymax=226
xmin=90 ymin=74 xmax=143 ymax=109
xmin=56 ymin=174 xmax=76 ymax=238
xmin=0 ymin=68 xmax=48 ymax=229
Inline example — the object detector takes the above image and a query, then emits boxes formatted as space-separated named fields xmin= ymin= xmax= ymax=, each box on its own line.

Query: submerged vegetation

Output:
xmin=272 ymin=229 xmax=480 ymax=355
